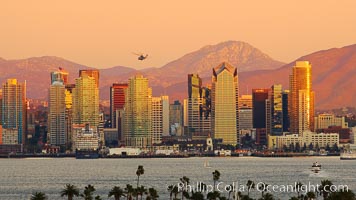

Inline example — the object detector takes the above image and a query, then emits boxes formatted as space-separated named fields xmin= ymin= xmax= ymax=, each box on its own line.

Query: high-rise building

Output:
xmin=169 ymin=100 xmax=184 ymax=136
xmin=252 ymin=89 xmax=269 ymax=129
xmin=65 ymin=84 xmax=75 ymax=149
xmin=187 ymin=74 xmax=201 ymax=136
xmin=239 ymin=95 xmax=252 ymax=109
xmin=239 ymin=107 xmax=253 ymax=130
xmin=282 ymin=90 xmax=290 ymax=132
xmin=123 ymin=75 xmax=152 ymax=147
xmin=73 ymin=72 xmax=99 ymax=127
xmin=79 ymin=70 xmax=99 ymax=87
xmin=51 ymin=68 xmax=68 ymax=85
xmin=151 ymin=95 xmax=169 ymax=144
xmin=110 ymin=83 xmax=128 ymax=128
xmin=48 ymin=80 xmax=66 ymax=146
xmin=211 ymin=62 xmax=239 ymax=145
xmin=266 ymin=84 xmax=283 ymax=136
xmin=187 ymin=74 xmax=211 ymax=140
xmin=2 ymin=79 xmax=26 ymax=144
xmin=289 ymin=61 xmax=315 ymax=135
xmin=0 ymin=89 xmax=2 ymax=125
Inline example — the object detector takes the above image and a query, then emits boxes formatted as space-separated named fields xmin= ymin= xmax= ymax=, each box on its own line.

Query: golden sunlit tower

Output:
xmin=1 ymin=79 xmax=26 ymax=144
xmin=48 ymin=80 xmax=66 ymax=146
xmin=289 ymin=61 xmax=315 ymax=135
xmin=73 ymin=73 xmax=99 ymax=127
xmin=211 ymin=62 xmax=239 ymax=145
xmin=79 ymin=70 xmax=99 ymax=88
xmin=123 ymin=74 xmax=152 ymax=147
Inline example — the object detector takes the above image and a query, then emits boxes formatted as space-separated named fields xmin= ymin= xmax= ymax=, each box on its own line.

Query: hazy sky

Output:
xmin=1 ymin=0 xmax=355 ymax=69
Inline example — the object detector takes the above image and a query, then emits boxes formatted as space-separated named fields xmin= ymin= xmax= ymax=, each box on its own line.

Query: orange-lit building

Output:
xmin=289 ymin=61 xmax=315 ymax=135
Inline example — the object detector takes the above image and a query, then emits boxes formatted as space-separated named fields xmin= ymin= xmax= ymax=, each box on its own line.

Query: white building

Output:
xmin=269 ymin=131 xmax=339 ymax=149
xmin=151 ymin=96 xmax=169 ymax=144
xmin=314 ymin=114 xmax=348 ymax=130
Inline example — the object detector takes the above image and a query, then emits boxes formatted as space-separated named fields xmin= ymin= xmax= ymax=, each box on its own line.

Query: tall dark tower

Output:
xmin=252 ymin=89 xmax=269 ymax=129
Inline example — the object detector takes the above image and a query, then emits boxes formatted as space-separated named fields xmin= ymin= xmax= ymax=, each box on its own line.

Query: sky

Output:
xmin=1 ymin=0 xmax=355 ymax=69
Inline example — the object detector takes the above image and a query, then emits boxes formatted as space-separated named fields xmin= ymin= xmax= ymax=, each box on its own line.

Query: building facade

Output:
xmin=289 ymin=61 xmax=315 ymax=135
xmin=123 ymin=75 xmax=152 ymax=147
xmin=169 ymin=100 xmax=184 ymax=136
xmin=73 ymin=72 xmax=99 ymax=127
xmin=2 ymin=79 xmax=26 ymax=144
xmin=151 ymin=96 xmax=169 ymax=144
xmin=211 ymin=62 xmax=239 ymax=145
xmin=110 ymin=83 xmax=128 ymax=128
xmin=48 ymin=81 xmax=66 ymax=146
xmin=187 ymin=74 xmax=211 ymax=140
xmin=314 ymin=114 xmax=348 ymax=130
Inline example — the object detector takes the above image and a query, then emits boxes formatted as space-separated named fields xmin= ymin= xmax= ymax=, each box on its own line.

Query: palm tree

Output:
xmin=305 ymin=191 xmax=316 ymax=200
xmin=167 ymin=185 xmax=174 ymax=200
xmin=246 ymin=180 xmax=255 ymax=197
xmin=136 ymin=165 xmax=145 ymax=188
xmin=212 ymin=170 xmax=221 ymax=192
xmin=146 ymin=187 xmax=159 ymax=200
xmin=259 ymin=193 xmax=274 ymax=200
xmin=125 ymin=184 xmax=134 ymax=200
xmin=294 ymin=182 xmax=304 ymax=198
xmin=81 ymin=184 xmax=96 ymax=200
xmin=31 ymin=192 xmax=47 ymax=200
xmin=61 ymin=184 xmax=80 ymax=200
xmin=326 ymin=189 xmax=356 ymax=200
xmin=109 ymin=186 xmax=125 ymax=200
xmin=180 ymin=176 xmax=190 ymax=200
xmin=318 ymin=180 xmax=333 ymax=199
xmin=258 ymin=182 xmax=269 ymax=198
xmin=136 ymin=185 xmax=146 ymax=200
xmin=207 ymin=191 xmax=220 ymax=200
xmin=190 ymin=191 xmax=204 ymax=200
xmin=227 ymin=184 xmax=234 ymax=200
xmin=172 ymin=185 xmax=179 ymax=200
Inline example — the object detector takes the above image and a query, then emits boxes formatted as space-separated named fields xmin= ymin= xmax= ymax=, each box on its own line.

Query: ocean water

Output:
xmin=0 ymin=157 xmax=355 ymax=199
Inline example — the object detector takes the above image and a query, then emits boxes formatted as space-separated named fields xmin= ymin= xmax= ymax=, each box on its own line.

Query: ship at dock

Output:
xmin=73 ymin=123 xmax=100 ymax=159
xmin=340 ymin=144 xmax=356 ymax=160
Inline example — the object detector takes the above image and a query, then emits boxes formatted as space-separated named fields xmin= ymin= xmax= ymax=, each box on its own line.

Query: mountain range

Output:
xmin=0 ymin=41 xmax=355 ymax=110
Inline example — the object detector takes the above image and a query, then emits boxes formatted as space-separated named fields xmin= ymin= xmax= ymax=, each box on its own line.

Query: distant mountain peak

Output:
xmin=159 ymin=40 xmax=285 ymax=77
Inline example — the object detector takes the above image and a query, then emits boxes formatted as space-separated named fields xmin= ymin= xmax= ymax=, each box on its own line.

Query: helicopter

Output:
xmin=133 ymin=53 xmax=148 ymax=61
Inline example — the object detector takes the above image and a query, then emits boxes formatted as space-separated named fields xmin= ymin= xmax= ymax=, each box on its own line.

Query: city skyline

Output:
xmin=1 ymin=1 xmax=355 ymax=69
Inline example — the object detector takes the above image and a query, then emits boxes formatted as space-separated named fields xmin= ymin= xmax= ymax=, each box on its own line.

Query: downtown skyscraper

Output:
xmin=1 ymin=79 xmax=26 ymax=144
xmin=289 ymin=61 xmax=315 ymax=135
xmin=151 ymin=95 xmax=169 ymax=144
xmin=73 ymin=70 xmax=100 ymax=127
xmin=48 ymin=77 xmax=66 ymax=146
xmin=110 ymin=83 xmax=128 ymax=128
xmin=187 ymin=74 xmax=211 ymax=140
xmin=211 ymin=62 xmax=239 ymax=145
xmin=123 ymin=75 xmax=152 ymax=147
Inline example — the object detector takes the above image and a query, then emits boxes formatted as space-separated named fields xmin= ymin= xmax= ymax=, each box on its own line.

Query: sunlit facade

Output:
xmin=48 ymin=81 xmax=66 ymax=146
xmin=267 ymin=84 xmax=283 ymax=136
xmin=211 ymin=62 xmax=239 ymax=145
xmin=2 ymin=79 xmax=26 ymax=144
xmin=151 ymin=96 xmax=169 ymax=144
xmin=289 ymin=61 xmax=314 ymax=135
xmin=123 ymin=75 xmax=152 ymax=147
xmin=73 ymin=73 xmax=99 ymax=127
